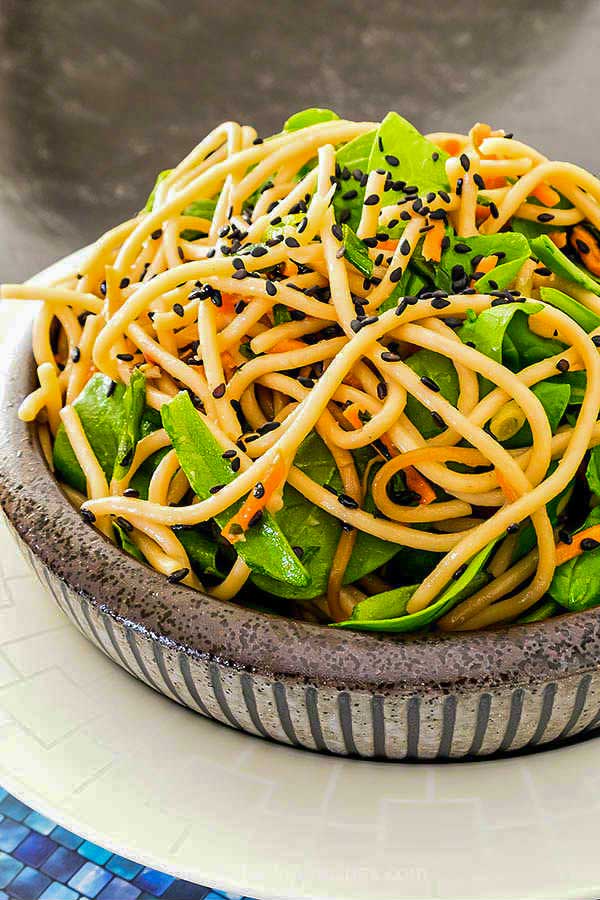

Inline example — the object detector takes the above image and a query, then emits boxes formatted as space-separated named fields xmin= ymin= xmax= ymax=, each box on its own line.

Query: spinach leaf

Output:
xmin=284 ymin=108 xmax=340 ymax=131
xmin=539 ymin=286 xmax=600 ymax=333
xmin=548 ymin=507 xmax=600 ymax=611
xmin=273 ymin=304 xmax=292 ymax=325
xmin=517 ymin=598 xmax=560 ymax=623
xmin=332 ymin=130 xmax=376 ymax=230
xmin=436 ymin=231 xmax=530 ymax=294
xmin=180 ymin=199 xmax=217 ymax=240
xmin=342 ymin=224 xmax=373 ymax=277
xmin=113 ymin=369 xmax=146 ymax=482
xmin=404 ymin=349 xmax=460 ymax=438
xmin=177 ymin=528 xmax=225 ymax=578
xmin=502 ymin=380 xmax=570 ymax=449
xmin=161 ymin=392 xmax=308 ymax=586
xmin=531 ymin=235 xmax=600 ymax=296
xmin=511 ymin=192 xmax=572 ymax=241
xmin=145 ymin=169 xmax=171 ymax=212
xmin=335 ymin=539 xmax=499 ymax=632
xmin=586 ymin=446 xmax=600 ymax=497
xmin=366 ymin=112 xmax=449 ymax=204
xmin=114 ymin=521 xmax=145 ymax=563
xmin=53 ymin=374 xmax=126 ymax=493
xmin=548 ymin=370 xmax=587 ymax=405
xmin=505 ymin=310 xmax=565 ymax=368
xmin=511 ymin=462 xmax=572 ymax=562
xmin=459 ymin=300 xmax=554 ymax=373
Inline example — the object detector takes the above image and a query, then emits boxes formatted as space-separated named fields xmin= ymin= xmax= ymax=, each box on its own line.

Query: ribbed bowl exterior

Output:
xmin=8 ymin=516 xmax=600 ymax=760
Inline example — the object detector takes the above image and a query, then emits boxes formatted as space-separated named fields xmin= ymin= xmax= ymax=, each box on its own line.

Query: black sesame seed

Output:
xmin=389 ymin=266 xmax=404 ymax=283
xmin=581 ymin=538 xmax=600 ymax=552
xmin=381 ymin=350 xmax=401 ymax=362
xmin=385 ymin=154 xmax=399 ymax=167
xmin=377 ymin=136 xmax=384 ymax=152
xmin=119 ymin=277 xmax=130 ymax=289
xmin=81 ymin=508 xmax=96 ymax=524
xmin=454 ymin=243 xmax=472 ymax=254
xmin=534 ymin=266 xmax=552 ymax=276
xmin=455 ymin=178 xmax=463 ymax=196
xmin=400 ymin=239 xmax=411 ymax=256
xmin=364 ymin=194 xmax=380 ymax=206
xmin=453 ymin=564 xmax=468 ymax=580
xmin=209 ymin=484 xmax=225 ymax=494
xmin=116 ymin=352 xmax=134 ymax=361
xmin=116 ymin=516 xmax=133 ymax=533
xmin=71 ymin=346 xmax=81 ymax=363
xmin=473 ymin=173 xmax=485 ymax=189
xmin=431 ymin=297 xmax=451 ymax=309
xmin=265 ymin=281 xmax=278 ymax=297
xmin=489 ymin=202 xmax=499 ymax=219
xmin=232 ymin=270 xmax=248 ymax=280
xmin=123 ymin=488 xmax=139 ymax=498
xmin=441 ymin=235 xmax=451 ymax=252
xmin=106 ymin=380 xmax=117 ymax=398
xmin=230 ymin=457 xmax=241 ymax=472
xmin=342 ymin=189 xmax=358 ymax=201
xmin=432 ymin=151 xmax=440 ymax=162
xmin=173 ymin=302 xmax=185 ymax=317
xmin=507 ymin=523 xmax=520 ymax=535
xmin=377 ymin=381 xmax=388 ymax=400
xmin=285 ymin=236 xmax=300 ymax=248
xmin=576 ymin=238 xmax=590 ymax=255
xmin=420 ymin=375 xmax=440 ymax=391
xmin=459 ymin=153 xmax=471 ymax=172
xmin=253 ymin=482 xmax=265 ymax=499
xmin=99 ymin=280 xmax=107 ymax=296
xmin=151 ymin=228 xmax=163 ymax=240
xmin=167 ymin=567 xmax=189 ymax=583
xmin=248 ymin=509 xmax=263 ymax=528
xmin=558 ymin=529 xmax=573 ymax=545
xmin=431 ymin=411 xmax=445 ymax=428
xmin=338 ymin=493 xmax=359 ymax=509
xmin=297 ymin=376 xmax=314 ymax=388
xmin=212 ymin=383 xmax=226 ymax=398
xmin=251 ymin=245 xmax=268 ymax=257
xmin=537 ymin=213 xmax=555 ymax=223
xmin=556 ymin=358 xmax=570 ymax=373
xmin=292 ymin=545 xmax=304 ymax=559
xmin=222 ymin=449 xmax=237 ymax=459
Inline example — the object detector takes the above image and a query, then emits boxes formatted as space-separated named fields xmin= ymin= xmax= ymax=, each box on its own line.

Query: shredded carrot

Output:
xmin=476 ymin=204 xmax=491 ymax=224
xmin=404 ymin=466 xmax=436 ymax=505
xmin=220 ymin=292 xmax=239 ymax=315
xmin=555 ymin=525 xmax=600 ymax=567
xmin=220 ymin=350 xmax=237 ymax=378
xmin=438 ymin=138 xmax=462 ymax=156
xmin=378 ymin=432 xmax=398 ymax=458
xmin=471 ymin=254 xmax=497 ymax=287
xmin=344 ymin=406 xmax=363 ymax=430
xmin=495 ymin=468 xmax=520 ymax=503
xmin=570 ymin=225 xmax=600 ymax=277
xmin=530 ymin=183 xmax=560 ymax=207
xmin=481 ymin=175 xmax=506 ymax=190
xmin=550 ymin=231 xmax=567 ymax=249
xmin=221 ymin=455 xmax=287 ymax=543
xmin=282 ymin=261 xmax=298 ymax=278
xmin=377 ymin=239 xmax=399 ymax=252
xmin=268 ymin=338 xmax=308 ymax=354
xmin=422 ymin=221 xmax=445 ymax=262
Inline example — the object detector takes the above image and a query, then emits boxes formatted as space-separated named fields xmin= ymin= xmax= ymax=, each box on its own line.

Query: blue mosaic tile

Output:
xmin=97 ymin=875 xmax=141 ymax=899
xmin=0 ymin=795 xmax=30 ymax=823
xmin=0 ymin=890 xmax=8 ymax=900
xmin=0 ymin=790 xmax=8 ymax=804
xmin=25 ymin=811 xmax=57 ymax=836
xmin=68 ymin=861 xmax=112 ymax=897
xmin=7 ymin=864 xmax=51 ymax=899
xmin=163 ymin=879 xmax=210 ymax=899
xmin=0 ymin=850 xmax=23 ymax=888
xmin=133 ymin=868 xmax=175 ymax=895
xmin=41 ymin=846 xmax=84 ymax=883
xmin=51 ymin=825 xmax=84 ymax=851
xmin=40 ymin=884 xmax=79 ymax=900
xmin=0 ymin=818 xmax=28 ymax=853
xmin=12 ymin=832 xmax=57 ymax=868
xmin=78 ymin=839 xmax=112 ymax=866
xmin=106 ymin=854 xmax=144 ymax=881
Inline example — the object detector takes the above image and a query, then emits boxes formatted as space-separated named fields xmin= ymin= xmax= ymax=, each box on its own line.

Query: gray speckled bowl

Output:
xmin=3 ymin=326 xmax=600 ymax=760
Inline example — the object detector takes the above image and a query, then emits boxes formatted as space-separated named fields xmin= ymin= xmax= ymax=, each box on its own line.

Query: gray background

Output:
xmin=0 ymin=0 xmax=597 ymax=281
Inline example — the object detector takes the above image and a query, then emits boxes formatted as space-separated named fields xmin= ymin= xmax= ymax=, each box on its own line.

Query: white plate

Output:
xmin=2 ymin=258 xmax=600 ymax=900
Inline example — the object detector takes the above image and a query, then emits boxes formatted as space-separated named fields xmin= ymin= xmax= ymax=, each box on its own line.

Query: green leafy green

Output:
xmin=332 ymin=130 xmax=376 ymax=230
xmin=548 ymin=507 xmax=600 ymax=611
xmin=436 ymin=231 xmax=530 ymax=294
xmin=342 ymin=224 xmax=373 ymax=278
xmin=404 ymin=349 xmax=460 ymax=438
xmin=273 ymin=304 xmax=292 ymax=325
xmin=145 ymin=169 xmax=171 ymax=212
xmin=177 ymin=529 xmax=225 ymax=578
xmin=531 ymin=235 xmax=600 ymax=296
xmin=504 ymin=310 xmax=565 ymax=369
xmin=518 ymin=599 xmax=560 ymax=623
xmin=113 ymin=369 xmax=146 ymax=482
xmin=284 ymin=108 xmax=340 ymax=131
xmin=548 ymin=370 xmax=587 ymax=406
xmin=53 ymin=374 xmax=127 ymax=493
xmin=161 ymin=392 xmax=309 ymax=586
xmin=114 ymin=521 xmax=145 ymax=563
xmin=586 ymin=446 xmax=600 ymax=497
xmin=335 ymin=539 xmax=499 ymax=632
xmin=366 ymin=112 xmax=449 ymax=203
xmin=539 ymin=286 xmax=600 ymax=333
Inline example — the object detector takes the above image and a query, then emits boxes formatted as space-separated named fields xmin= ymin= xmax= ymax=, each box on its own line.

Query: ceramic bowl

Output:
xmin=3 ymin=319 xmax=600 ymax=760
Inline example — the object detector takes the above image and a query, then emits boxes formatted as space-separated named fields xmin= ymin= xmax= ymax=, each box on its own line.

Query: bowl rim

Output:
xmin=3 ymin=310 xmax=600 ymax=696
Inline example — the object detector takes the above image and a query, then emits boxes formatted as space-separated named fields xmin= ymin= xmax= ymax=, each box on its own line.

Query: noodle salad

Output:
xmin=8 ymin=107 xmax=600 ymax=633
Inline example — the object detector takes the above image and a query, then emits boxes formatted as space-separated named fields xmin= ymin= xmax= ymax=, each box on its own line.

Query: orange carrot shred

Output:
xmin=221 ymin=456 xmax=287 ymax=543
xmin=555 ymin=525 xmax=600 ymax=567
xmin=531 ymin=183 xmax=560 ymax=208
xmin=405 ymin=466 xmax=436 ymax=505
xmin=378 ymin=239 xmax=399 ymax=252
xmin=550 ymin=231 xmax=567 ymax=249
xmin=268 ymin=338 xmax=308 ymax=354
xmin=495 ymin=468 xmax=519 ymax=503
xmin=422 ymin=221 xmax=445 ymax=262
xmin=476 ymin=204 xmax=491 ymax=224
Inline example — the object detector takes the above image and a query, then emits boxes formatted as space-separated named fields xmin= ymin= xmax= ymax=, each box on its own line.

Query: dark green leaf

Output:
xmin=332 ymin=130 xmax=376 ymax=230
xmin=517 ymin=598 xmax=560 ymax=623
xmin=113 ymin=368 xmax=147 ymax=482
xmin=531 ymin=234 xmax=600 ymax=296
xmin=161 ymin=392 xmax=309 ymax=586
xmin=502 ymin=380 xmax=570 ymax=449
xmin=549 ymin=506 xmax=600 ymax=611
xmin=404 ymin=349 xmax=460 ymax=438
xmin=586 ymin=446 xmax=600 ymax=498
xmin=342 ymin=224 xmax=374 ymax=278
xmin=436 ymin=231 xmax=530 ymax=294
xmin=539 ymin=286 xmax=600 ymax=333
xmin=284 ymin=108 xmax=340 ymax=131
